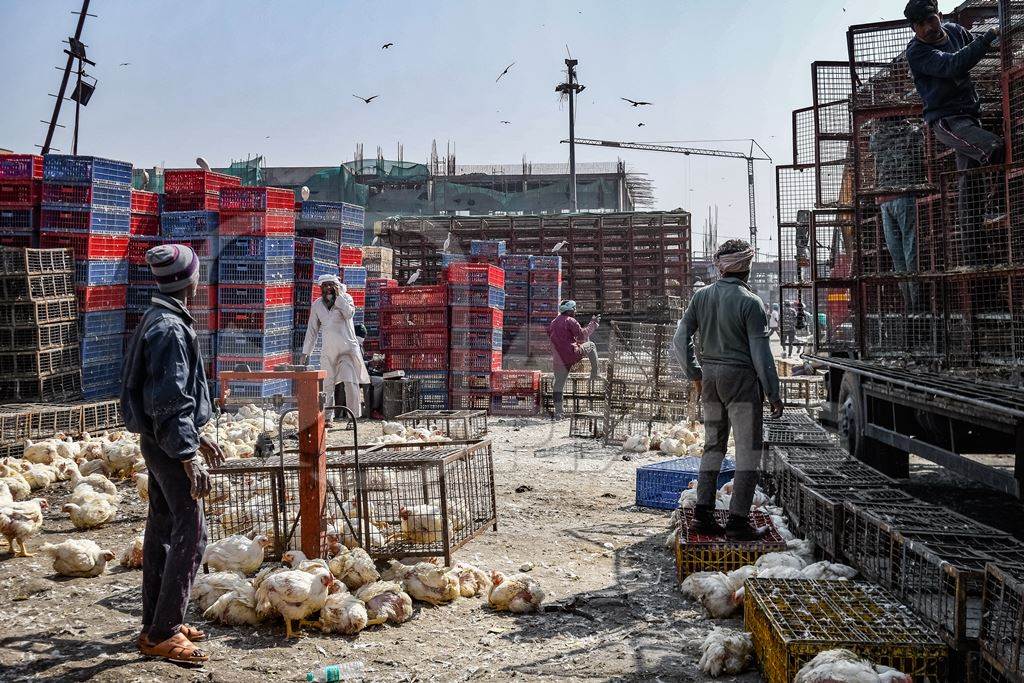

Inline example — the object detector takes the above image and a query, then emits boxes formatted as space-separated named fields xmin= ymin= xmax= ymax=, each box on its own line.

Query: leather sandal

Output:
xmin=179 ymin=624 xmax=207 ymax=641
xmin=140 ymin=632 xmax=209 ymax=665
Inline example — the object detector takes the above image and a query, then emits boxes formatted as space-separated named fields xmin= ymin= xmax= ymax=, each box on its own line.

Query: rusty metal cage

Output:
xmin=540 ymin=373 xmax=605 ymax=415
xmin=568 ymin=411 xmax=604 ymax=439
xmin=860 ymin=275 xmax=946 ymax=364
xmin=972 ymin=649 xmax=1018 ymax=683
xmin=813 ymin=284 xmax=858 ymax=354
xmin=778 ymin=376 xmax=827 ymax=408
xmin=941 ymin=164 xmax=1010 ymax=270
xmin=396 ymin=409 xmax=488 ymax=441
xmin=777 ymin=459 xmax=893 ymax=529
xmin=981 ymin=562 xmax=1024 ymax=681
xmin=78 ymin=399 xmax=122 ymax=434
xmin=1006 ymin=66 xmax=1024 ymax=163
xmin=745 ymin=578 xmax=948 ymax=683
xmin=847 ymin=21 xmax=920 ymax=112
xmin=853 ymin=113 xmax=931 ymax=198
xmin=944 ymin=270 xmax=1024 ymax=376
xmin=798 ymin=484 xmax=914 ymax=560
xmin=777 ymin=165 xmax=818 ymax=287
xmin=674 ymin=509 xmax=787 ymax=580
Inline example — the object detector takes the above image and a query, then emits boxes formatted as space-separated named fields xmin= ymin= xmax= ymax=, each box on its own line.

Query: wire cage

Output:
xmin=395 ymin=409 xmax=488 ymax=440
xmin=941 ymin=164 xmax=1010 ymax=270
xmin=778 ymin=376 xmax=827 ymax=409
xmin=847 ymin=21 xmax=920 ymax=112
xmin=972 ymin=650 xmax=1018 ymax=683
xmin=776 ymin=458 xmax=892 ymax=529
xmin=813 ymin=284 xmax=858 ymax=354
xmin=812 ymin=61 xmax=854 ymax=209
xmin=980 ymin=562 xmax=1024 ymax=680
xmin=744 ymin=578 xmax=947 ymax=683
xmin=568 ymin=411 xmax=604 ymax=439
xmin=540 ymin=373 xmax=605 ymax=415
xmin=860 ymin=275 xmax=946 ymax=364
xmin=777 ymin=165 xmax=818 ymax=287
xmin=797 ymin=484 xmax=914 ymax=560
xmin=794 ymin=106 xmax=816 ymax=167
xmin=943 ymin=270 xmax=1024 ymax=375
xmin=674 ymin=509 xmax=787 ymax=580
xmin=853 ymin=113 xmax=931 ymax=197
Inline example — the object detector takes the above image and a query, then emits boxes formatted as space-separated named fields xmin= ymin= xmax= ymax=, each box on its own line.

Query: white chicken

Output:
xmin=0 ymin=474 xmax=30 ymax=501
xmin=399 ymin=505 xmax=443 ymax=544
xmin=204 ymin=583 xmax=264 ymax=626
xmin=252 ymin=564 xmax=287 ymax=590
xmin=40 ymin=539 xmax=116 ymax=577
xmin=21 ymin=463 xmax=57 ymax=490
xmin=0 ymin=498 xmax=48 ymax=556
xmin=754 ymin=551 xmax=807 ymax=572
xmin=447 ymin=562 xmax=492 ymax=597
xmin=800 ymin=561 xmax=858 ymax=581
xmin=382 ymin=421 xmax=406 ymax=436
xmin=487 ymin=571 xmax=545 ymax=613
xmin=794 ymin=649 xmax=911 ymax=683
xmin=355 ymin=580 xmax=413 ymax=626
xmin=201 ymin=534 xmax=271 ymax=574
xmin=330 ymin=517 xmax=388 ymax=550
xmin=680 ymin=571 xmax=743 ymax=619
xmin=660 ymin=437 xmax=687 ymax=456
xmin=698 ymin=627 xmax=754 ymax=677
xmin=23 ymin=439 xmax=61 ymax=464
xmin=282 ymin=550 xmax=331 ymax=574
xmin=328 ymin=546 xmax=380 ymax=590
xmin=319 ymin=593 xmax=369 ymax=635
xmin=63 ymin=489 xmax=119 ymax=529
xmin=386 ymin=560 xmax=459 ymax=605
xmin=69 ymin=471 xmax=118 ymax=500
xmin=133 ymin=472 xmax=149 ymax=501
xmin=77 ymin=459 xmax=109 ymax=478
xmin=255 ymin=566 xmax=335 ymax=638
xmin=0 ymin=481 xmax=11 ymax=506
xmin=621 ymin=434 xmax=650 ymax=453
xmin=191 ymin=570 xmax=249 ymax=611
xmin=119 ymin=535 xmax=145 ymax=569
xmin=50 ymin=456 xmax=79 ymax=482
xmin=101 ymin=439 xmax=141 ymax=479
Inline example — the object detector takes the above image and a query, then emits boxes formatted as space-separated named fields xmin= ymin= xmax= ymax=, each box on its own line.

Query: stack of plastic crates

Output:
xmin=362 ymin=246 xmax=393 ymax=278
xmin=163 ymin=168 xmax=240 ymax=212
xmin=364 ymin=276 xmax=396 ymax=356
xmin=490 ymin=369 xmax=540 ymax=416
xmin=292 ymin=236 xmax=339 ymax=364
xmin=380 ymin=284 xmax=448 ymax=409
xmin=0 ymin=248 xmax=82 ymax=400
xmin=129 ymin=189 xmax=160 ymax=237
xmin=499 ymin=254 xmax=530 ymax=358
xmin=296 ymin=200 xmax=364 ymax=246
xmin=340 ymin=264 xmax=367 ymax=327
xmin=0 ymin=154 xmax=43 ymax=248
xmin=469 ymin=239 xmax=506 ymax=265
xmin=528 ymin=255 xmax=561 ymax=358
xmin=446 ymin=263 xmax=504 ymax=411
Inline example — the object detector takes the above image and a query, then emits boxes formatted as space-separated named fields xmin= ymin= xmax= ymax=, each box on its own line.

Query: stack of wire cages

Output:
xmin=361 ymin=245 xmax=393 ymax=279
xmin=39 ymin=156 xmax=133 ymax=398
xmin=364 ymin=276 xmax=396 ymax=356
xmin=490 ymin=369 xmax=541 ymax=417
xmin=380 ymin=284 xmax=448 ymax=408
xmin=296 ymin=200 xmax=364 ymax=247
xmin=0 ymin=248 xmax=81 ymax=400
xmin=446 ymin=263 xmax=504 ymax=412
xmin=527 ymin=254 xmax=561 ymax=360
xmin=291 ymin=236 xmax=339 ymax=365
xmin=980 ymin=562 xmax=1024 ymax=681
xmin=129 ymin=188 xmax=160 ymax=237
xmin=498 ymin=254 xmax=530 ymax=360
xmin=0 ymin=154 xmax=42 ymax=248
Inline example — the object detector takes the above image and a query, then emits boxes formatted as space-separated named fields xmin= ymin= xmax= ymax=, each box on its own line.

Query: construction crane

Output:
xmin=561 ymin=138 xmax=771 ymax=255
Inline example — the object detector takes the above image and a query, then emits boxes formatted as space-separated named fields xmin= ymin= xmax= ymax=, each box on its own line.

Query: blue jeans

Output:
xmin=879 ymin=196 xmax=920 ymax=311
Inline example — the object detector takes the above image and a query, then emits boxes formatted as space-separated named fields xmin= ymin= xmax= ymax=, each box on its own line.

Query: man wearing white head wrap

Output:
xmin=300 ymin=273 xmax=370 ymax=423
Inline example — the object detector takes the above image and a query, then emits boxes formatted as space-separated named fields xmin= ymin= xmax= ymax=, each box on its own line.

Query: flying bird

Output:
xmin=353 ymin=94 xmax=379 ymax=104
xmin=196 ymin=157 xmax=211 ymax=172
xmin=407 ymin=268 xmax=421 ymax=285
xmin=119 ymin=62 xmax=131 ymax=67
xmin=382 ymin=42 xmax=394 ymax=49
xmin=495 ymin=62 xmax=516 ymax=82
xmin=300 ymin=186 xmax=311 ymax=201
xmin=500 ymin=120 xmax=511 ymax=125
xmin=637 ymin=122 xmax=645 ymax=127
xmin=552 ymin=240 xmax=568 ymax=253
xmin=621 ymin=98 xmax=652 ymax=107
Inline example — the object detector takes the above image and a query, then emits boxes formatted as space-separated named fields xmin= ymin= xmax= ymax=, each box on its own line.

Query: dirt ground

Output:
xmin=0 ymin=417 xmax=762 ymax=683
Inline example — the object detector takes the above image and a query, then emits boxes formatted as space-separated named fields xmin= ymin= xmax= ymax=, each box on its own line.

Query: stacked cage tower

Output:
xmin=0 ymin=154 xmax=42 ymax=248
xmin=447 ymin=262 xmax=505 ymax=411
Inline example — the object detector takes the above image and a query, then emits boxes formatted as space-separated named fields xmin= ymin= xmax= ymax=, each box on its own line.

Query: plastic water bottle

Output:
xmin=306 ymin=662 xmax=364 ymax=682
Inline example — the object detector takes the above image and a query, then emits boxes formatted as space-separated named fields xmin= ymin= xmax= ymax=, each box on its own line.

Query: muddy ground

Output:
xmin=0 ymin=417 xmax=764 ymax=683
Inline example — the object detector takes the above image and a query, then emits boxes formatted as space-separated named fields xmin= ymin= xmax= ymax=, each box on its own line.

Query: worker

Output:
xmin=354 ymin=323 xmax=384 ymax=418
xmin=299 ymin=274 xmax=370 ymax=425
xmin=905 ymin=0 xmax=1003 ymax=267
xmin=780 ymin=300 xmax=798 ymax=358
xmin=547 ymin=300 xmax=600 ymax=419
xmin=768 ymin=303 xmax=781 ymax=340
xmin=120 ymin=244 xmax=224 ymax=665
xmin=674 ymin=239 xmax=783 ymax=541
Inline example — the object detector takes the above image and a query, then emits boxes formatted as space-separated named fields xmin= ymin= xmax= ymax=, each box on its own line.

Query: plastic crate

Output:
xmin=219 ymin=306 xmax=293 ymax=331
xmin=381 ymin=307 xmax=447 ymax=329
xmin=219 ymin=186 xmax=294 ymax=212
xmin=163 ymin=169 xmax=241 ymax=194
xmin=190 ymin=307 xmax=217 ymax=332
xmin=367 ymin=277 xmax=397 ymax=292
xmin=449 ymin=391 xmax=492 ymax=411
xmin=419 ymin=391 xmax=449 ymax=410
xmin=162 ymin=192 xmax=220 ymax=212
xmin=492 ymin=370 xmax=541 ymax=393
xmin=636 ymin=457 xmax=735 ymax=510
xmin=448 ymin=286 xmax=505 ymax=310
xmin=77 ymin=284 xmax=127 ymax=312
xmin=490 ymin=393 xmax=540 ymax=416
xmin=0 ymin=180 xmax=42 ymax=207
xmin=218 ymin=258 xmax=294 ymax=284
xmin=219 ymin=211 xmax=295 ymax=236
xmin=341 ymin=227 xmax=363 ymax=246
xmin=450 ymin=372 xmax=493 ymax=392
xmin=381 ymin=328 xmax=448 ymax=350
xmin=470 ymin=240 xmax=506 ymax=257
xmin=528 ymin=299 xmax=560 ymax=315
xmin=349 ymin=289 xmax=364 ymax=308
xmin=217 ymin=329 xmax=291 ymax=356
xmin=43 ymin=155 xmax=132 ymax=185
xmin=385 ymin=350 xmax=449 ymax=372
xmin=129 ymin=214 xmax=159 ymax=236
xmin=0 ymin=209 xmax=36 ymax=231
xmin=404 ymin=371 xmax=449 ymax=393
xmin=0 ymin=233 xmax=35 ymax=248
xmin=218 ymin=378 xmax=292 ymax=399
xmin=381 ymin=285 xmax=447 ymax=309
xmin=449 ymin=349 xmax=501 ymax=372
xmin=294 ymin=261 xmax=337 ymax=281
xmin=499 ymin=254 xmax=531 ymax=269
xmin=39 ymin=232 xmax=129 ymax=260
xmin=529 ymin=255 xmax=562 ymax=270
xmin=41 ymin=181 xmax=131 ymax=211
xmin=340 ymin=246 xmax=363 ymax=266
xmin=219 ymin=236 xmax=295 ymax=260
xmin=299 ymin=200 xmax=346 ymax=223
xmin=0 ymin=155 xmax=43 ymax=181
xmin=441 ymin=253 xmax=470 ymax=268
xmin=444 ymin=263 xmax=504 ymax=288
xmin=130 ymin=189 xmax=160 ymax=215
xmin=126 ymin=285 xmax=159 ymax=313
xmin=75 ymin=260 xmax=128 ymax=286
xmin=340 ymin=266 xmax=367 ymax=286
xmin=161 ymin=211 xmax=219 ymax=238
xmin=81 ymin=334 xmax=124 ymax=363
xmin=342 ymin=203 xmax=364 ymax=224
xmin=215 ymin=352 xmax=290 ymax=373
xmin=450 ymin=328 xmax=501 ymax=350
xmin=127 ymin=235 xmax=217 ymax=264
xmin=292 ymin=237 xmax=337 ymax=264
xmin=40 ymin=207 xmax=130 ymax=234
xmin=218 ymin=284 xmax=294 ymax=309
xmin=529 ymin=270 xmax=562 ymax=285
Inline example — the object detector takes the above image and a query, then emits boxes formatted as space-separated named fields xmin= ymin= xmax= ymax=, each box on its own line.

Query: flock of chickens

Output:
xmin=621 ymin=421 xmax=705 ymax=456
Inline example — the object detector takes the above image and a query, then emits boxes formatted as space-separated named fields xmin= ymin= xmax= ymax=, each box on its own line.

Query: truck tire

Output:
xmin=837 ymin=371 xmax=909 ymax=478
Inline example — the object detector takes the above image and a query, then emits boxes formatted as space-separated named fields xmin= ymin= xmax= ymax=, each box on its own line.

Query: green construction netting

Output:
xmin=132 ymin=168 xmax=163 ymax=193
xmin=344 ymin=159 xmax=430 ymax=182
xmin=218 ymin=156 xmax=264 ymax=186
xmin=303 ymin=165 xmax=370 ymax=206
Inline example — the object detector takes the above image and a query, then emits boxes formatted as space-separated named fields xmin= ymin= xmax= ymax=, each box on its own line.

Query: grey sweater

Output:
xmin=673 ymin=277 xmax=780 ymax=403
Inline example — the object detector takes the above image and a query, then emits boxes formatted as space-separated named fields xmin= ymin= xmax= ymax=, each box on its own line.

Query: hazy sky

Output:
xmin=0 ymin=0 xmax=963 ymax=256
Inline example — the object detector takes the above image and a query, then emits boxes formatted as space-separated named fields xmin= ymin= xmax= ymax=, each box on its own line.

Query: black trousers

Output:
xmin=140 ymin=435 xmax=207 ymax=642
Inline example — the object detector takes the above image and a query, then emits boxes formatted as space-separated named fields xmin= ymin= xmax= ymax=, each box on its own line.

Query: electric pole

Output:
xmin=42 ymin=0 xmax=92 ymax=155
xmin=556 ymin=59 xmax=585 ymax=212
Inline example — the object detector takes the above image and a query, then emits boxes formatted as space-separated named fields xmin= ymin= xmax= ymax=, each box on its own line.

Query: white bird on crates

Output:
xmin=552 ymin=240 xmax=568 ymax=253
xmin=196 ymin=157 xmax=211 ymax=172
xmin=371 ymin=235 xmax=380 ymax=245
xmin=300 ymin=185 xmax=311 ymax=201
xmin=442 ymin=232 xmax=453 ymax=253
xmin=141 ymin=169 xmax=150 ymax=190
xmin=407 ymin=268 xmax=421 ymax=285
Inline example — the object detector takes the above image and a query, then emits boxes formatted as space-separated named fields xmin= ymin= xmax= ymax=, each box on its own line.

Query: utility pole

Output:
xmin=42 ymin=0 xmax=91 ymax=155
xmin=556 ymin=59 xmax=585 ymax=212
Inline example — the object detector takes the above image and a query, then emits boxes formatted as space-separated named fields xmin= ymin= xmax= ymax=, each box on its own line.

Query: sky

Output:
xmin=0 ymin=0 xmax=964 ymax=257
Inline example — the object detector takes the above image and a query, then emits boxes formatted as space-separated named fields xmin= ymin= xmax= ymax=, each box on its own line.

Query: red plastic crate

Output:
xmin=385 ymin=350 xmax=448 ymax=371
xmin=219 ymin=307 xmax=291 ymax=331
xmin=163 ymin=169 xmax=241 ymax=194
xmin=163 ymin=193 xmax=219 ymax=212
xmin=443 ymin=263 xmax=505 ymax=288
xmin=450 ymin=307 xmax=503 ymax=329
xmin=449 ymin=391 xmax=493 ymax=411
xmin=450 ymin=372 xmax=493 ymax=391
xmin=190 ymin=307 xmax=218 ymax=331
xmin=39 ymin=231 xmax=129 ymax=260
xmin=367 ymin=277 xmax=398 ymax=291
xmin=381 ymin=285 xmax=447 ymax=309
xmin=127 ymin=235 xmax=216 ymax=264
xmin=490 ymin=393 xmax=540 ymax=416
xmin=0 ymin=233 xmax=34 ymax=248
xmin=492 ymin=370 xmax=541 ymax=393
xmin=0 ymin=180 xmax=42 ymax=207
xmin=130 ymin=214 xmax=159 ymax=236
xmin=529 ymin=270 xmax=562 ymax=285
xmin=219 ymin=186 xmax=295 ymax=212
xmin=192 ymin=285 xmax=217 ymax=309
xmin=77 ymin=285 xmax=127 ymax=311
xmin=130 ymin=189 xmax=160 ymax=215
xmin=450 ymin=349 xmax=502 ymax=372
xmin=381 ymin=308 xmax=448 ymax=329
xmin=381 ymin=328 xmax=448 ymax=350
xmin=216 ymin=353 xmax=290 ymax=372
xmin=219 ymin=210 xmax=295 ymax=236
xmin=349 ymin=288 xmax=365 ymax=308
xmin=218 ymin=284 xmax=293 ymax=309
xmin=340 ymin=247 xmax=363 ymax=265
xmin=0 ymin=155 xmax=43 ymax=180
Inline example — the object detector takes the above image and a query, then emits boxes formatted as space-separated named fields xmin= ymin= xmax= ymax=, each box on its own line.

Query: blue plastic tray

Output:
xmin=218 ymin=258 xmax=294 ymax=284
xmin=75 ymin=260 xmax=128 ymax=286
xmin=217 ymin=329 xmax=291 ymax=356
xmin=80 ymin=310 xmax=126 ymax=337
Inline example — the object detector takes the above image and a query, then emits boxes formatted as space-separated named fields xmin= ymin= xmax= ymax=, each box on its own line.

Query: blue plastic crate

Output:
xmin=442 ymin=253 xmax=470 ymax=267
xmin=42 ymin=181 xmax=131 ymax=211
xmin=218 ymin=258 xmax=294 ymax=284
xmin=0 ymin=209 xmax=35 ymax=231
xmin=502 ymin=267 xmax=531 ymax=283
xmin=127 ymin=263 xmax=156 ymax=285
xmin=294 ymin=236 xmax=337 ymax=263
xmin=340 ymin=266 xmax=367 ymax=286
xmin=81 ymin=310 xmax=126 ymax=337
xmin=294 ymin=261 xmax=337 ymax=281
xmin=353 ymin=309 xmax=365 ymax=325
xmin=126 ymin=284 xmax=160 ymax=312
xmin=405 ymin=370 xmax=449 ymax=394
xmin=217 ymin=329 xmax=291 ymax=356
xmin=448 ymin=285 xmax=505 ymax=310
xmin=40 ymin=206 xmax=130 ymax=234
xmin=161 ymin=211 xmax=219 ymax=238
xmin=419 ymin=390 xmax=449 ymax=410
xmin=635 ymin=457 xmax=736 ymax=510
xmin=499 ymin=255 xmax=532 ymax=270
xmin=82 ymin=380 xmax=120 ymax=399
xmin=299 ymin=201 xmax=346 ymax=224
xmin=342 ymin=203 xmax=364 ymax=224
xmin=75 ymin=260 xmax=128 ymax=286
xmin=450 ymin=328 xmax=502 ymax=350
xmin=529 ymin=255 xmax=562 ymax=271
xmin=43 ymin=155 xmax=133 ymax=186
xmin=82 ymin=358 xmax=123 ymax=384
xmin=222 ymin=379 xmax=292 ymax=399
xmin=340 ymin=227 xmax=363 ymax=246
xmin=197 ymin=331 xmax=216 ymax=360
xmin=81 ymin=333 xmax=125 ymax=363
xmin=470 ymin=240 xmax=506 ymax=257
xmin=219 ymin=236 xmax=295 ymax=261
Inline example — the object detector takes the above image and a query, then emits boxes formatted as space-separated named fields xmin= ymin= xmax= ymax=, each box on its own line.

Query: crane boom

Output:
xmin=562 ymin=137 xmax=771 ymax=256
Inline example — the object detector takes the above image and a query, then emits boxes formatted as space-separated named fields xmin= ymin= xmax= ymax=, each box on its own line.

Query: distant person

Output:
xmin=780 ymin=300 xmax=798 ymax=358
xmin=547 ymin=300 xmax=600 ymax=419
xmin=769 ymin=303 xmax=781 ymax=340
xmin=905 ymin=0 xmax=1003 ymax=267
xmin=674 ymin=239 xmax=783 ymax=541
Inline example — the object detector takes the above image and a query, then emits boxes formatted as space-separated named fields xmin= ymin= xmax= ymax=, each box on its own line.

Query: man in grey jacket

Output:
xmin=674 ymin=239 xmax=784 ymax=540
xmin=121 ymin=244 xmax=224 ymax=665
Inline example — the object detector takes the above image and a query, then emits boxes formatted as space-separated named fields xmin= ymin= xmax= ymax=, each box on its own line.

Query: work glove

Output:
xmin=182 ymin=457 xmax=211 ymax=500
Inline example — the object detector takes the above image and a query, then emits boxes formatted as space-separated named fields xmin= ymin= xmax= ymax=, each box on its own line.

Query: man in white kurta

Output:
xmin=299 ymin=274 xmax=370 ymax=424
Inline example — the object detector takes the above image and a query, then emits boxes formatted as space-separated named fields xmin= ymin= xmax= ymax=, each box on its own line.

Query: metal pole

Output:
xmin=73 ymin=63 xmax=83 ymax=155
xmin=43 ymin=0 xmax=90 ymax=155
xmin=747 ymin=157 xmax=757 ymax=258
xmin=566 ymin=59 xmax=578 ymax=212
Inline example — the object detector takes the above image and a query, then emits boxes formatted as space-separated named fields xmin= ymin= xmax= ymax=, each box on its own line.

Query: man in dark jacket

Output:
xmin=905 ymin=0 xmax=1002 ymax=266
xmin=121 ymin=244 xmax=224 ymax=665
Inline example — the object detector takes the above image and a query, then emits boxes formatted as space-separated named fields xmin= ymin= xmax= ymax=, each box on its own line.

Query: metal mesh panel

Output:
xmin=813 ymin=62 xmax=854 ymax=209
xmin=854 ymin=114 xmax=930 ymax=196
xmin=847 ymin=21 xmax=920 ymax=111
xmin=1003 ymin=0 xmax=1024 ymax=70
xmin=861 ymin=276 xmax=944 ymax=363
xmin=798 ymin=484 xmax=914 ymax=559
xmin=814 ymin=285 xmax=857 ymax=354
xmin=794 ymin=106 xmax=815 ymax=166
xmin=980 ymin=562 xmax=1024 ymax=679
xmin=944 ymin=271 xmax=1024 ymax=374
xmin=941 ymin=164 xmax=1009 ymax=270
xmin=1003 ymin=167 xmax=1024 ymax=264
xmin=1007 ymin=67 xmax=1024 ymax=164
xmin=811 ymin=210 xmax=855 ymax=280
